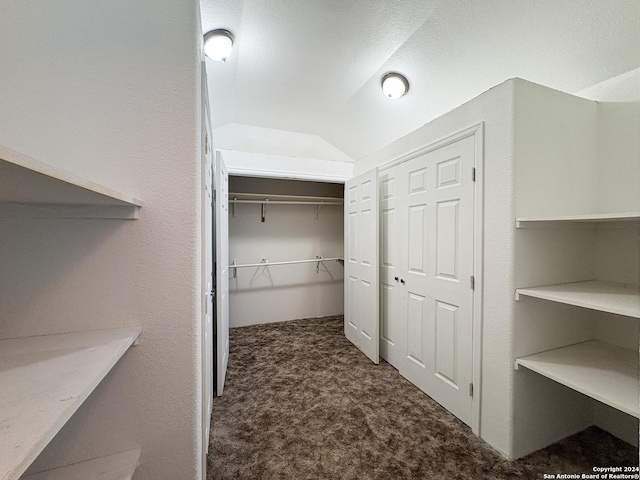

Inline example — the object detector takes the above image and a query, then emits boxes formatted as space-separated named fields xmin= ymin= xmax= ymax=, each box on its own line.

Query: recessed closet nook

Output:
xmin=211 ymin=77 xmax=639 ymax=463
xmin=226 ymin=176 xmax=345 ymax=330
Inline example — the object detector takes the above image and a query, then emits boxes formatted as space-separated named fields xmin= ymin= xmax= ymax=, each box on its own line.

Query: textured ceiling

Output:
xmin=202 ymin=0 xmax=640 ymax=160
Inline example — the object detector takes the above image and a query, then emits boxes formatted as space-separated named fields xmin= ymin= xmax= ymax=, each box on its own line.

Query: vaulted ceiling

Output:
xmin=201 ymin=0 xmax=640 ymax=161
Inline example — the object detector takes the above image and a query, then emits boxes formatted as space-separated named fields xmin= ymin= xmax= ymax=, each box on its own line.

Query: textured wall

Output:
xmin=220 ymin=149 xmax=353 ymax=183
xmin=0 ymin=1 xmax=202 ymax=478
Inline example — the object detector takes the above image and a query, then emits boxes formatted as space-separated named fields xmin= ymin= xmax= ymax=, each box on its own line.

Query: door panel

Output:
xmin=379 ymin=167 xmax=405 ymax=368
xmin=397 ymin=135 xmax=475 ymax=427
xmin=344 ymin=168 xmax=379 ymax=364
xmin=434 ymin=300 xmax=458 ymax=386
xmin=215 ymin=151 xmax=229 ymax=396
xmin=422 ymin=136 xmax=474 ymax=425
xmin=406 ymin=292 xmax=426 ymax=367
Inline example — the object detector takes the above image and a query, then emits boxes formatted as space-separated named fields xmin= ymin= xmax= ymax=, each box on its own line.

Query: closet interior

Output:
xmin=226 ymin=176 xmax=345 ymax=328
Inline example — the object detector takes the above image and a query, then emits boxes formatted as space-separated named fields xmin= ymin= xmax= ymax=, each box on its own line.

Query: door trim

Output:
xmin=378 ymin=122 xmax=484 ymax=436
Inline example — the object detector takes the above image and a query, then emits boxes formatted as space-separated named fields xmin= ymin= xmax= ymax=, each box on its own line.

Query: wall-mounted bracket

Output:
xmin=261 ymin=199 xmax=267 ymax=222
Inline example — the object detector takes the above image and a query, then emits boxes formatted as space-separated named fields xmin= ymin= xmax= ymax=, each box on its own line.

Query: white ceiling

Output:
xmin=201 ymin=0 xmax=640 ymax=161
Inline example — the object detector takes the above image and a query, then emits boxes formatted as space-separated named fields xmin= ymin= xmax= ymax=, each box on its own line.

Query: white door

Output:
xmin=344 ymin=168 xmax=379 ymax=364
xmin=201 ymin=64 xmax=214 ymax=460
xmin=399 ymin=136 xmax=475 ymax=426
xmin=379 ymin=166 xmax=406 ymax=369
xmin=215 ymin=151 xmax=229 ymax=396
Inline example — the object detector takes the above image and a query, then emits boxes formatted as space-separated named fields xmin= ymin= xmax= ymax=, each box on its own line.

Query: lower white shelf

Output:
xmin=0 ymin=327 xmax=141 ymax=480
xmin=20 ymin=449 xmax=140 ymax=480
xmin=515 ymin=340 xmax=639 ymax=418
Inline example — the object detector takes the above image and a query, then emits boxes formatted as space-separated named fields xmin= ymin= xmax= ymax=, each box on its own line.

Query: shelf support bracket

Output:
xmin=261 ymin=200 xmax=267 ymax=222
xmin=232 ymin=198 xmax=236 ymax=218
xmin=231 ymin=260 xmax=237 ymax=279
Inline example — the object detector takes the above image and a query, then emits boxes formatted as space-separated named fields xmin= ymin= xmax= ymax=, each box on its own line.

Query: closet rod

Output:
xmin=230 ymin=199 xmax=343 ymax=206
xmin=232 ymin=257 xmax=343 ymax=268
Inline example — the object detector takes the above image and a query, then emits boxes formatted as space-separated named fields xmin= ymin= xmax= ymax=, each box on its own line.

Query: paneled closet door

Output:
xmin=215 ymin=151 xmax=230 ymax=396
xmin=379 ymin=166 xmax=407 ymax=369
xmin=344 ymin=168 xmax=379 ymax=364
xmin=398 ymin=135 xmax=475 ymax=427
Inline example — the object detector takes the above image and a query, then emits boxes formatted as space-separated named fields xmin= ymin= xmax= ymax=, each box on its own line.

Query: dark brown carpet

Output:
xmin=208 ymin=316 xmax=637 ymax=479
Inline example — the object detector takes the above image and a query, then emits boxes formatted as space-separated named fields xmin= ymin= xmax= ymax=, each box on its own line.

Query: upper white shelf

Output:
xmin=0 ymin=327 xmax=141 ymax=480
xmin=515 ymin=340 xmax=639 ymax=418
xmin=0 ymin=145 xmax=142 ymax=218
xmin=515 ymin=280 xmax=640 ymax=318
xmin=516 ymin=212 xmax=640 ymax=228
xmin=21 ymin=449 xmax=140 ymax=480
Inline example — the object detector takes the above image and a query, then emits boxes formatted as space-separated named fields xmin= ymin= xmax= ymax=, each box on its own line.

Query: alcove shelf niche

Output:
xmin=0 ymin=327 xmax=141 ymax=480
xmin=0 ymin=145 xmax=142 ymax=219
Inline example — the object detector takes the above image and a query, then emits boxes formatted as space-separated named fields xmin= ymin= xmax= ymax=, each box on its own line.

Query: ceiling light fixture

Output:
xmin=381 ymin=72 xmax=409 ymax=99
xmin=204 ymin=29 xmax=234 ymax=62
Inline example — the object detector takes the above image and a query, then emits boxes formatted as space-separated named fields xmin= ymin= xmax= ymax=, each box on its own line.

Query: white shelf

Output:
xmin=20 ymin=449 xmax=140 ymax=480
xmin=516 ymin=212 xmax=640 ymax=228
xmin=515 ymin=280 xmax=640 ymax=318
xmin=0 ymin=145 xmax=142 ymax=218
xmin=515 ymin=341 xmax=639 ymax=418
xmin=0 ymin=327 xmax=141 ymax=480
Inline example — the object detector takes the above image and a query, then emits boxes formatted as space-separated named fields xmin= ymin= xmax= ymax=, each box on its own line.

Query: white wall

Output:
xmin=576 ymin=68 xmax=640 ymax=213
xmin=228 ymin=177 xmax=344 ymax=327
xmin=357 ymin=79 xmax=516 ymax=456
xmin=0 ymin=1 xmax=203 ymax=479
xmin=220 ymin=149 xmax=353 ymax=183
xmin=215 ymin=123 xmax=354 ymax=163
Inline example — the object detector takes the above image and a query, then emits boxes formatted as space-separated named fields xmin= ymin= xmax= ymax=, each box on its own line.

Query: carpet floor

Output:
xmin=208 ymin=316 xmax=637 ymax=479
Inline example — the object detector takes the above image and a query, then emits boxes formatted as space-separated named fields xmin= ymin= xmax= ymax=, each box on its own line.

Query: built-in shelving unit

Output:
xmin=516 ymin=212 xmax=640 ymax=228
xmin=515 ymin=341 xmax=639 ymax=418
xmin=514 ymin=206 xmax=640 ymax=440
xmin=20 ymin=449 xmax=140 ymax=480
xmin=0 ymin=145 xmax=142 ymax=219
xmin=0 ymin=327 xmax=141 ymax=480
xmin=515 ymin=280 xmax=640 ymax=318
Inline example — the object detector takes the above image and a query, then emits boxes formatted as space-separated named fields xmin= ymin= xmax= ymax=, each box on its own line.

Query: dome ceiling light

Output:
xmin=381 ymin=72 xmax=409 ymax=99
xmin=204 ymin=29 xmax=234 ymax=62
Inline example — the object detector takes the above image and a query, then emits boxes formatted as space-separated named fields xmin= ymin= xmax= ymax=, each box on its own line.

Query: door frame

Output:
xmin=377 ymin=122 xmax=484 ymax=436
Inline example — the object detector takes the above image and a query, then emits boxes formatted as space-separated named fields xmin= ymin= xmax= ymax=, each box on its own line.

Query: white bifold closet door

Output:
xmin=202 ymin=66 xmax=214 ymax=451
xmin=344 ymin=168 xmax=379 ymax=364
xmin=380 ymin=136 xmax=475 ymax=426
xmin=215 ymin=151 xmax=230 ymax=396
